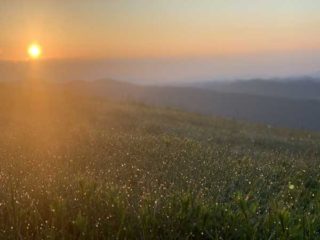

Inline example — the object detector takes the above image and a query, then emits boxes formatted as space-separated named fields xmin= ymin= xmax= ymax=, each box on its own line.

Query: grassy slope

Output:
xmin=1 ymin=84 xmax=320 ymax=239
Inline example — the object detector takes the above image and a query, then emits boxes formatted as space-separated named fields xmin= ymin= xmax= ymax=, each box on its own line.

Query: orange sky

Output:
xmin=1 ymin=0 xmax=320 ymax=60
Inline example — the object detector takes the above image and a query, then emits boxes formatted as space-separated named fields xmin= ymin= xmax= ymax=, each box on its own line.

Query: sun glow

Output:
xmin=28 ymin=44 xmax=42 ymax=59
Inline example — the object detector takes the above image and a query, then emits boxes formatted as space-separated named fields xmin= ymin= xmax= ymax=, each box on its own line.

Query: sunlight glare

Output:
xmin=28 ymin=44 xmax=42 ymax=59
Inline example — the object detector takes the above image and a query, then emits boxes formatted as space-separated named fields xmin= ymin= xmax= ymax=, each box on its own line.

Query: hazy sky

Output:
xmin=1 ymin=0 xmax=320 ymax=60
xmin=0 ymin=0 xmax=320 ymax=82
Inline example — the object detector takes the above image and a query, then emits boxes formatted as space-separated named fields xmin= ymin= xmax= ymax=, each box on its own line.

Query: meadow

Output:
xmin=1 ymin=83 xmax=320 ymax=239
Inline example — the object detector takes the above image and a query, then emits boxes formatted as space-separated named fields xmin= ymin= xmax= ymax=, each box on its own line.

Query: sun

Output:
xmin=28 ymin=43 xmax=42 ymax=59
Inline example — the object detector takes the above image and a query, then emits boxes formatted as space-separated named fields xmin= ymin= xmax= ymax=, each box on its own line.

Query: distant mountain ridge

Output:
xmin=190 ymin=77 xmax=320 ymax=100
xmin=2 ymin=76 xmax=320 ymax=131
xmin=67 ymin=79 xmax=320 ymax=131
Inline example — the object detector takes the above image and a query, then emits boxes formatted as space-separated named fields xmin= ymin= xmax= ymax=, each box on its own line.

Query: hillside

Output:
xmin=1 ymin=83 xmax=320 ymax=239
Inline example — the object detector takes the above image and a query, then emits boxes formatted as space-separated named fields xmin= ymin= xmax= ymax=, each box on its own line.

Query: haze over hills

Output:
xmin=190 ymin=77 xmax=320 ymax=100
xmin=1 ymin=57 xmax=320 ymax=131
xmin=65 ymin=79 xmax=320 ymax=131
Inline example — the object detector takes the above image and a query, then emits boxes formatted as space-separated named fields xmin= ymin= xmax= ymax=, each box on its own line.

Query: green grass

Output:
xmin=1 ymin=85 xmax=320 ymax=239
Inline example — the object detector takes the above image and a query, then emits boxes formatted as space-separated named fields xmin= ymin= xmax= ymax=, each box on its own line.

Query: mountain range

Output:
xmin=65 ymin=77 xmax=320 ymax=131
